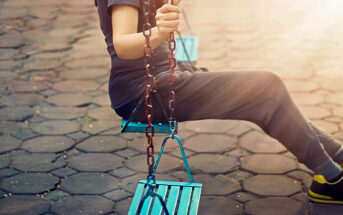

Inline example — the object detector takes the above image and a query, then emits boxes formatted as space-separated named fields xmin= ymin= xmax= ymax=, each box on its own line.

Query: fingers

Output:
xmin=156 ymin=20 xmax=179 ymax=28
xmin=158 ymin=3 xmax=181 ymax=14
xmin=156 ymin=11 xmax=179 ymax=21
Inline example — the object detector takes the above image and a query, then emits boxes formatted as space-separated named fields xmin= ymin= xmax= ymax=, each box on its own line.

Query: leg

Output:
xmin=310 ymin=123 xmax=343 ymax=165
xmin=153 ymin=70 xmax=342 ymax=180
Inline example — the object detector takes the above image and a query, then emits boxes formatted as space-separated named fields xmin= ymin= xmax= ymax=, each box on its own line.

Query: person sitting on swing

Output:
xmin=96 ymin=0 xmax=343 ymax=204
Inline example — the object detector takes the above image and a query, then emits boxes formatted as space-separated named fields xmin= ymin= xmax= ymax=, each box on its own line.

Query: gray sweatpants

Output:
xmin=115 ymin=68 xmax=343 ymax=179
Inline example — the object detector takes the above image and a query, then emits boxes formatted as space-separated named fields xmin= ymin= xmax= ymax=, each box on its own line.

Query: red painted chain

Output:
xmin=168 ymin=0 xmax=177 ymax=131
xmin=142 ymin=0 xmax=156 ymax=178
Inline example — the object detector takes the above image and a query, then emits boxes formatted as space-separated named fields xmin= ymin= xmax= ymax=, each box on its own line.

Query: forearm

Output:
xmin=114 ymin=26 xmax=169 ymax=60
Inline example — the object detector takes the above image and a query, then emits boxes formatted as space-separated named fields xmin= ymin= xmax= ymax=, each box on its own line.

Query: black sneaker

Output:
xmin=308 ymin=174 xmax=343 ymax=204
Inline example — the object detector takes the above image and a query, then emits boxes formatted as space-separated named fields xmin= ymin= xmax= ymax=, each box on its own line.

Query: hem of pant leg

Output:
xmin=313 ymin=158 xmax=342 ymax=181
xmin=334 ymin=146 xmax=343 ymax=165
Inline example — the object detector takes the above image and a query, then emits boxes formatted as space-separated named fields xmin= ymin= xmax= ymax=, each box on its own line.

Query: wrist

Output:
xmin=153 ymin=26 xmax=169 ymax=41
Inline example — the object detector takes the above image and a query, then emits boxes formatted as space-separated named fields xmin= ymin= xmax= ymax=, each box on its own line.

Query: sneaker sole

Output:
xmin=308 ymin=195 xmax=343 ymax=204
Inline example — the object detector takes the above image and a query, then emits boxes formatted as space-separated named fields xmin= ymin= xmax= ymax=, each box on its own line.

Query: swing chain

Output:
xmin=168 ymin=21 xmax=177 ymax=133
xmin=142 ymin=0 xmax=156 ymax=180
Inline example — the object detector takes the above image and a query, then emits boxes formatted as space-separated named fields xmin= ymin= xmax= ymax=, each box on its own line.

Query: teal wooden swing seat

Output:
xmin=120 ymin=4 xmax=202 ymax=215
xmin=122 ymin=121 xmax=202 ymax=215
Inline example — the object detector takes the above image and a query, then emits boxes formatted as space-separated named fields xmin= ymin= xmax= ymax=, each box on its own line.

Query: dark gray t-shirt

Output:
xmin=96 ymin=0 xmax=170 ymax=109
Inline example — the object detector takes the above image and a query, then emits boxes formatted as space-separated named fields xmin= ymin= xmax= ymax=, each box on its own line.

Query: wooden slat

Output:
xmin=139 ymin=180 xmax=202 ymax=188
xmin=177 ymin=187 xmax=193 ymax=215
xmin=140 ymin=187 xmax=154 ymax=214
xmin=128 ymin=183 xmax=145 ymax=215
xmin=188 ymin=187 xmax=202 ymax=215
xmin=150 ymin=185 xmax=169 ymax=215
xmin=166 ymin=186 xmax=180 ymax=215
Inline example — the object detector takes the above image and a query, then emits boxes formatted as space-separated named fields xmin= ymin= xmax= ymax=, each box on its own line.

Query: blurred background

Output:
xmin=0 ymin=0 xmax=343 ymax=214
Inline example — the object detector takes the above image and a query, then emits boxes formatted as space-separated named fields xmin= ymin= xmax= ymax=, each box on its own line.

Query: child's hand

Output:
xmin=155 ymin=1 xmax=182 ymax=38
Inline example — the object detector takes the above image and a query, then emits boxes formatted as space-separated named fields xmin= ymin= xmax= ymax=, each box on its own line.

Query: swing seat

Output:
xmin=129 ymin=180 xmax=202 ymax=215
xmin=174 ymin=36 xmax=199 ymax=63
xmin=121 ymin=119 xmax=178 ymax=134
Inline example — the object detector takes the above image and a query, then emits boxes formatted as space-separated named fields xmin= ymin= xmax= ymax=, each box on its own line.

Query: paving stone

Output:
xmin=291 ymin=192 xmax=309 ymax=204
xmin=39 ymin=89 xmax=58 ymax=96
xmin=241 ymin=154 xmax=297 ymax=174
xmin=0 ymin=48 xmax=18 ymax=60
xmin=129 ymin=135 xmax=177 ymax=153
xmin=103 ymin=189 xmax=132 ymax=202
xmin=82 ymin=120 xmax=121 ymax=134
xmin=115 ymin=148 xmax=141 ymax=158
xmin=52 ymin=167 xmax=77 ymax=177
xmin=59 ymin=67 xmax=108 ymax=79
xmin=53 ymin=80 xmax=99 ymax=92
xmin=0 ymin=155 xmax=10 ymax=169
xmin=176 ymin=128 xmax=195 ymax=140
xmin=184 ymin=119 xmax=239 ymax=133
xmin=300 ymin=106 xmax=331 ymax=119
xmin=92 ymin=94 xmax=111 ymax=106
xmin=198 ymin=196 xmax=242 ymax=215
xmin=88 ymin=106 xmax=119 ymax=120
xmin=226 ymin=124 xmax=252 ymax=136
xmin=0 ymin=106 xmax=35 ymax=121
xmin=311 ymin=120 xmax=339 ymax=134
xmin=168 ymin=148 xmax=195 ymax=159
xmin=225 ymin=170 xmax=254 ymax=181
xmin=44 ymin=190 xmax=70 ymax=201
xmin=61 ymin=173 xmax=119 ymax=194
xmin=0 ymin=60 xmax=17 ymax=71
xmin=23 ymin=59 xmax=62 ymax=71
xmin=184 ymin=134 xmax=237 ymax=153
xmin=194 ymin=174 xmax=241 ymax=196
xmin=76 ymin=135 xmax=127 ymax=152
xmin=0 ymin=33 xmax=25 ymax=48
xmin=69 ymin=153 xmax=124 ymax=172
xmin=322 ymin=79 xmax=343 ymax=91
xmin=231 ymin=191 xmax=256 ymax=203
xmin=246 ymin=197 xmax=306 ymax=215
xmin=333 ymin=107 xmax=343 ymax=118
xmin=239 ymin=131 xmax=287 ymax=153
xmin=285 ymin=80 xmax=319 ymax=92
xmin=0 ymin=136 xmax=22 ymax=153
xmin=67 ymin=130 xmax=89 ymax=142
xmin=10 ymin=80 xmax=51 ymax=93
xmin=126 ymin=154 xmax=181 ymax=173
xmin=47 ymin=92 xmax=91 ymax=106
xmin=114 ymin=198 xmax=131 ymax=215
xmin=109 ymin=167 xmax=135 ymax=179
xmin=0 ymin=173 xmax=59 ymax=194
xmin=0 ymin=195 xmax=50 ymax=215
xmin=32 ymin=120 xmax=79 ymax=135
xmin=291 ymin=93 xmax=324 ymax=106
xmin=243 ymin=175 xmax=302 ymax=196
xmin=0 ymin=94 xmax=44 ymax=106
xmin=0 ymin=122 xmax=33 ymax=138
xmin=287 ymin=170 xmax=312 ymax=182
xmin=0 ymin=168 xmax=19 ymax=178
xmin=39 ymin=106 xmax=85 ymax=119
xmin=65 ymin=56 xmax=110 ymax=68
xmin=11 ymin=153 xmax=66 ymax=172
xmin=225 ymin=147 xmax=251 ymax=158
xmin=327 ymin=93 xmax=343 ymax=106
xmin=188 ymin=154 xmax=238 ymax=174
xmin=51 ymin=195 xmax=114 ymax=215
xmin=21 ymin=136 xmax=75 ymax=153
xmin=310 ymin=203 xmax=343 ymax=215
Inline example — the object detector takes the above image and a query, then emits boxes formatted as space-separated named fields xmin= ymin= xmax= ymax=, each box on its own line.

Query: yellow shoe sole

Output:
xmin=308 ymin=195 xmax=343 ymax=204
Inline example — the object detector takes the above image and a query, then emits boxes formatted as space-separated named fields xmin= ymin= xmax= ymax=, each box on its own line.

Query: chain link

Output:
xmin=142 ymin=0 xmax=156 ymax=180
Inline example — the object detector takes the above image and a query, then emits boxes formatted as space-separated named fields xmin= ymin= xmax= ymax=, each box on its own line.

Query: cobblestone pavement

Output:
xmin=0 ymin=0 xmax=343 ymax=214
